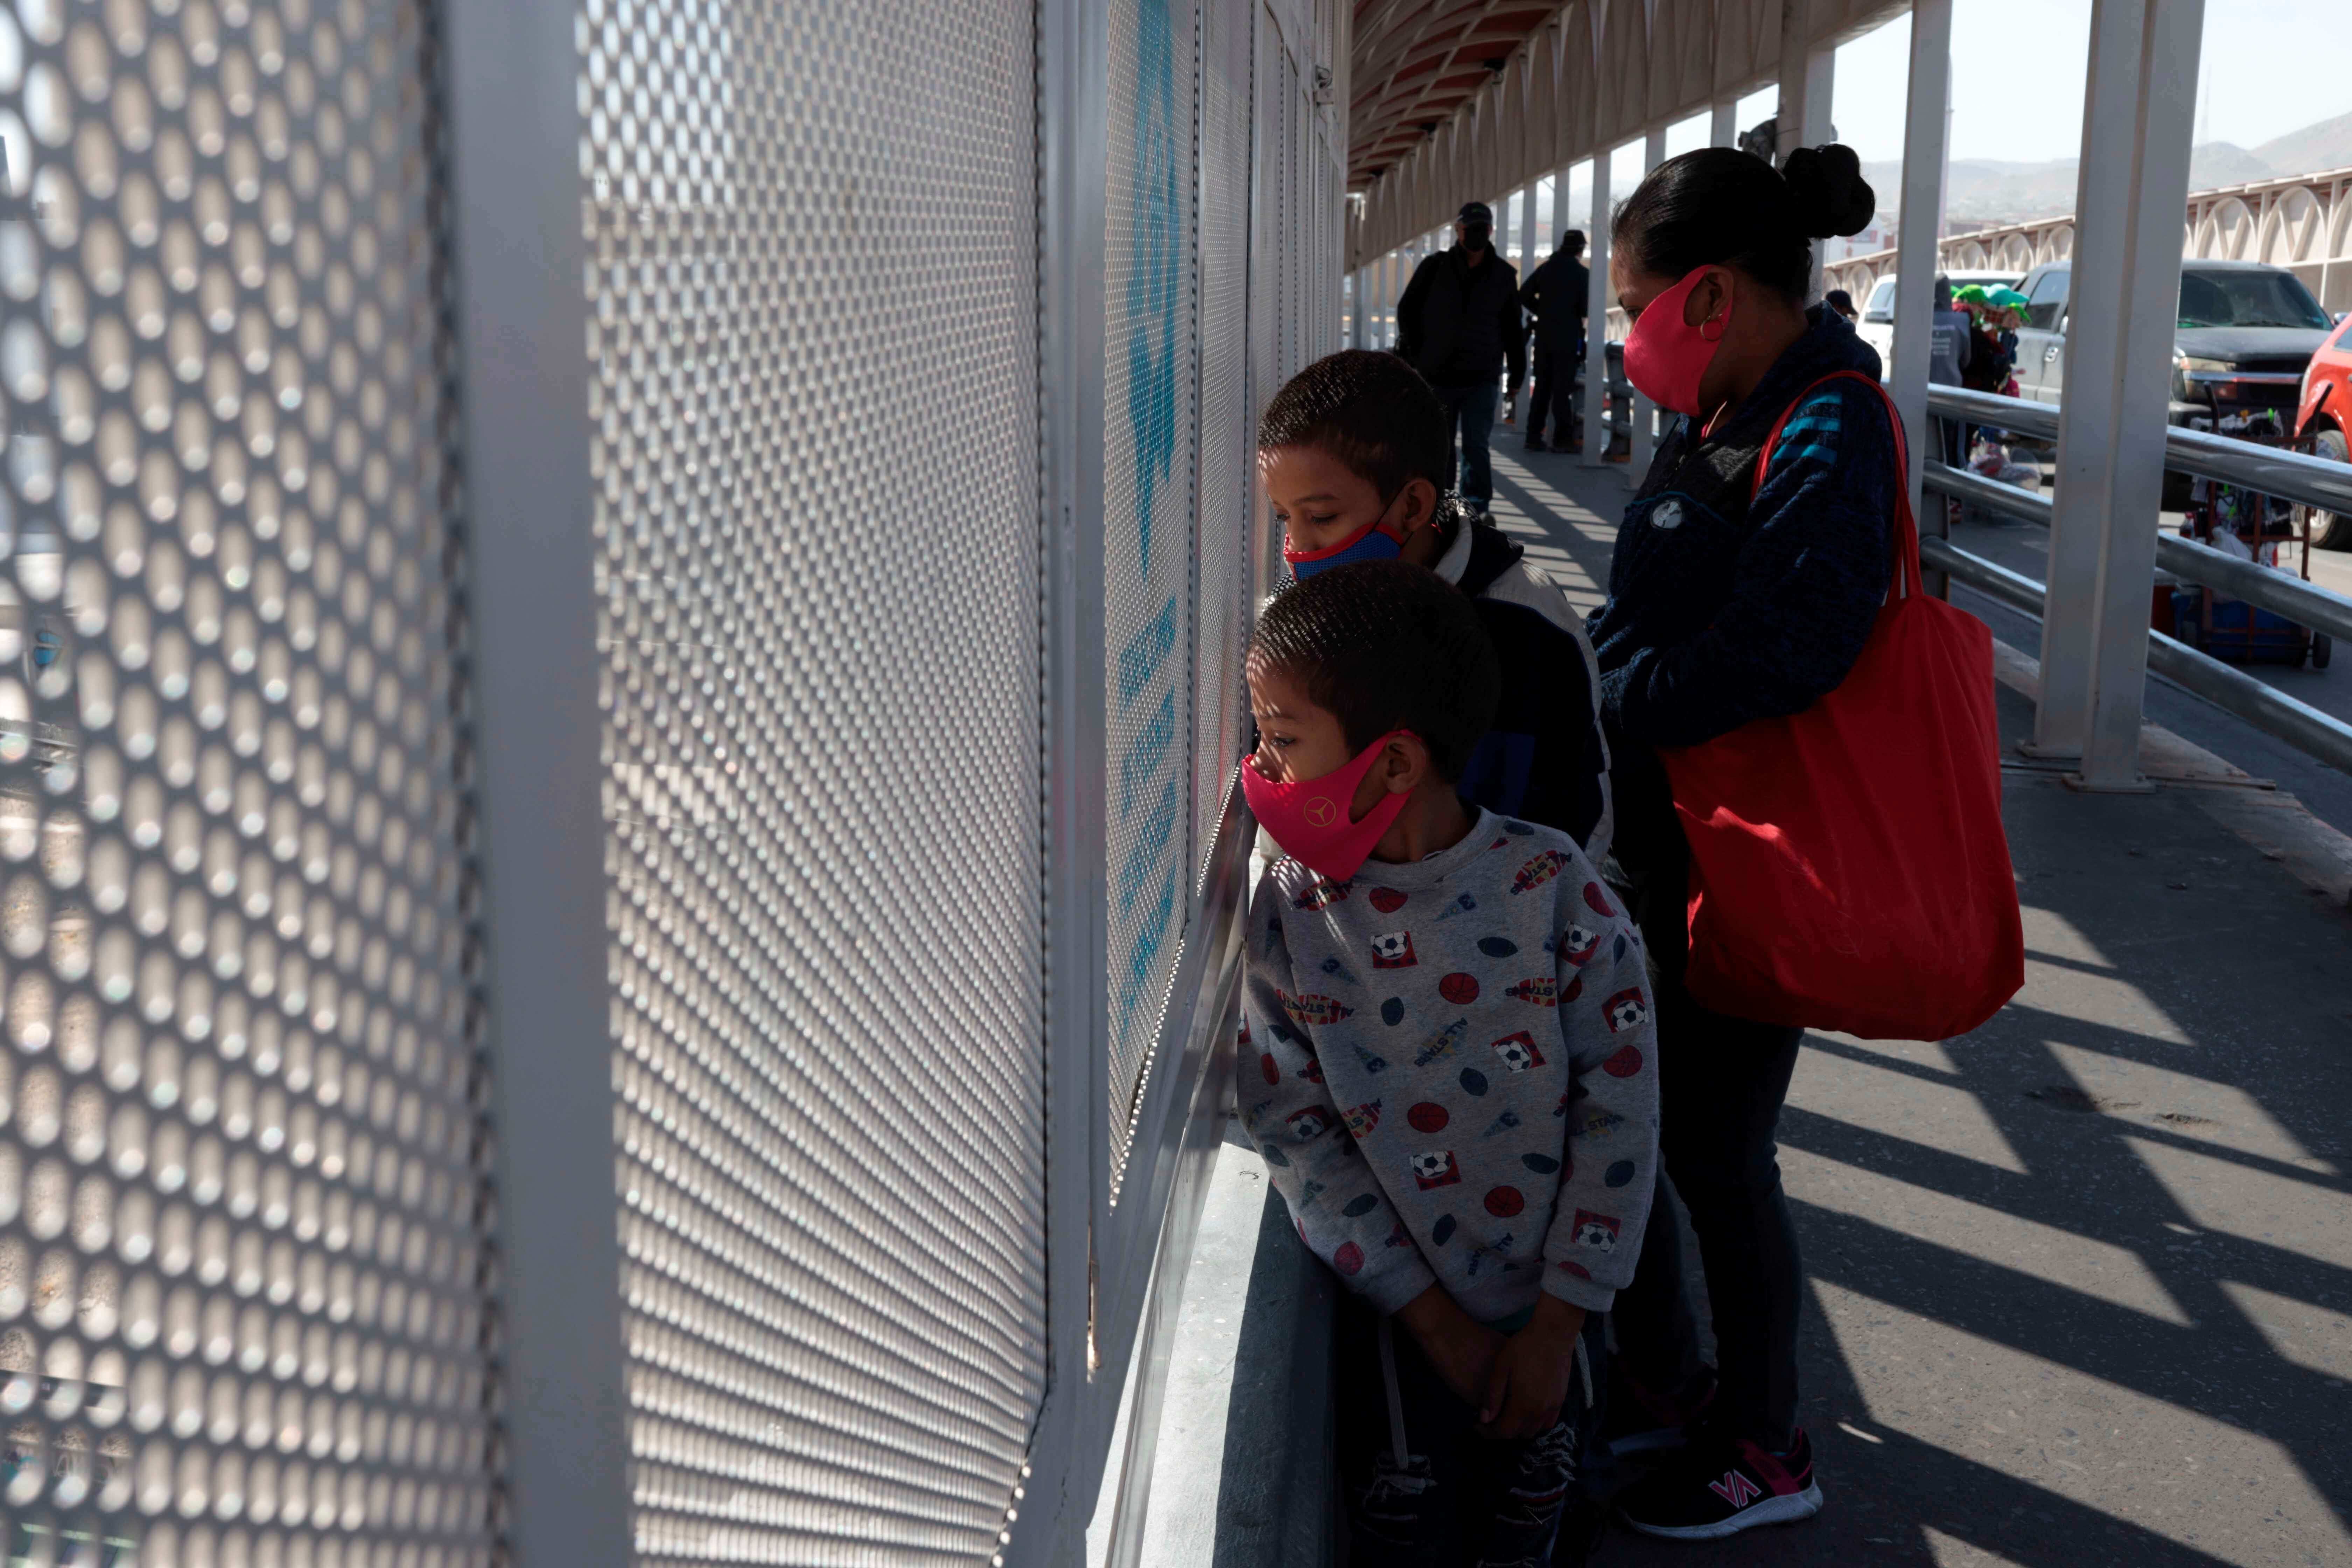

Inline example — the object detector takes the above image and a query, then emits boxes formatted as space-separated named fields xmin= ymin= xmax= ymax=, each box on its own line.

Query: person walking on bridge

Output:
xmin=1518 ymin=229 xmax=1589 ymax=453
xmin=1396 ymin=201 xmax=1526 ymax=517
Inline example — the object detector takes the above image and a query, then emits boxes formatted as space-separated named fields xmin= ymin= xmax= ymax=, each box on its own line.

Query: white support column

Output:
xmin=1801 ymin=46 xmax=1836 ymax=300
xmin=1350 ymin=266 xmax=1367 ymax=348
xmin=1710 ymin=99 xmax=1737 ymax=149
xmin=1519 ymin=177 xmax=1541 ymax=268
xmin=1550 ymin=163 xmax=1570 ymax=246
xmin=1628 ymin=128 xmax=1668 ymax=485
xmin=1582 ymin=153 xmax=1613 ymax=466
xmin=2040 ymin=0 xmax=2206 ymax=789
xmin=1890 ymin=0 xmax=1954 ymax=581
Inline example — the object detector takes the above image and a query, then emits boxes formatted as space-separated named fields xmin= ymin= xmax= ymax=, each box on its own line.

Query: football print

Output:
xmin=1571 ymin=1209 xmax=1622 ymax=1252
xmin=1281 ymin=990 xmax=1354 ymax=1027
xmin=1558 ymin=923 xmax=1600 ymax=967
xmin=1369 ymin=931 xmax=1418 ymax=968
xmin=1511 ymin=849 xmax=1570 ymax=894
xmin=1491 ymin=1031 xmax=1546 ymax=1072
xmin=1410 ymin=1149 xmax=1462 ymax=1189
xmin=1286 ymin=1107 xmax=1331 ymax=1140
xmin=1604 ymin=988 xmax=1649 ymax=1032
xmin=1292 ymin=879 xmax=1353 ymax=911
xmin=1413 ymin=1018 xmax=1470 ymax=1066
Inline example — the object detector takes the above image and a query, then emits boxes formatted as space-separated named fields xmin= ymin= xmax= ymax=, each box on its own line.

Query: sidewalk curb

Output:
xmin=1991 ymin=637 xmax=2352 ymax=907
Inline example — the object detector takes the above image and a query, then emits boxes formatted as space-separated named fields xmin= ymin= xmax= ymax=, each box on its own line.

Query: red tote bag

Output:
xmin=1658 ymin=371 xmax=2023 ymax=1041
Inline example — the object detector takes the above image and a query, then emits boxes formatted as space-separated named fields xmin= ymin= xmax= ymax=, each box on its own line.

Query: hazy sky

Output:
xmin=1832 ymin=0 xmax=2352 ymax=166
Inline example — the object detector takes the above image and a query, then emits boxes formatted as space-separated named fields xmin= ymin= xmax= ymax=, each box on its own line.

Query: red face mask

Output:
xmin=1623 ymin=265 xmax=1733 ymax=418
xmin=1240 ymin=729 xmax=1415 ymax=882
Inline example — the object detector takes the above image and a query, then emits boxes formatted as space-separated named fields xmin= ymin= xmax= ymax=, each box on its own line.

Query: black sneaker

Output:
xmin=1617 ymin=1428 xmax=1822 ymax=1540
xmin=1604 ymin=1365 xmax=1716 ymax=1458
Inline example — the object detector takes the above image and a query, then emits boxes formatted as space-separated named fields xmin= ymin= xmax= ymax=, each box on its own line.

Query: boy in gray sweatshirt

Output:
xmin=1235 ymin=560 xmax=1659 ymax=1564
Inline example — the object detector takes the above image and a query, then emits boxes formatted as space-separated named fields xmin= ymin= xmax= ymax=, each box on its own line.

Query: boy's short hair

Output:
xmin=1258 ymin=350 xmax=1450 ymax=503
xmin=1251 ymin=560 xmax=1500 ymax=782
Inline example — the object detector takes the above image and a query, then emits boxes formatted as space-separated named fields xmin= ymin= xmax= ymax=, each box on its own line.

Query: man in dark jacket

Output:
xmin=1517 ymin=230 xmax=1589 ymax=453
xmin=1396 ymin=201 xmax=1526 ymax=516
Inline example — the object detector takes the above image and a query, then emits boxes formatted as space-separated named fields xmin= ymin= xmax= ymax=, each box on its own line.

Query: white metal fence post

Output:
xmin=2073 ymin=0 xmax=2208 ymax=789
xmin=1519 ymin=178 xmax=1543 ymax=413
xmin=2034 ymin=0 xmax=2205 ymax=778
xmin=1629 ymin=128 xmax=1667 ymax=484
xmin=1801 ymin=44 xmax=1836 ymax=301
xmin=435 ymin=2 xmax=632 ymax=1559
xmin=1583 ymin=153 xmax=1614 ymax=465
xmin=1891 ymin=0 xmax=1955 ymax=590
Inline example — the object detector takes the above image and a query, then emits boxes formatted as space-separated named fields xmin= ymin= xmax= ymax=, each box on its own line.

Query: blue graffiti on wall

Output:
xmin=1109 ymin=0 xmax=1186 ymax=1051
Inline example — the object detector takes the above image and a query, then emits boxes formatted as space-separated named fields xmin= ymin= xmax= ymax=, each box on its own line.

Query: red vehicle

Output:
xmin=2291 ymin=311 xmax=2352 ymax=548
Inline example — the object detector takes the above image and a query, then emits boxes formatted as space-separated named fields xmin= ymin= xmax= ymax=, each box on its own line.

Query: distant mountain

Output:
xmin=1856 ymin=110 xmax=2352 ymax=235
xmin=2249 ymin=109 xmax=2352 ymax=181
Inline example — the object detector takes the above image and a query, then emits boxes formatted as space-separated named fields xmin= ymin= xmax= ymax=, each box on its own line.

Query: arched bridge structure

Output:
xmin=1826 ymin=163 xmax=2352 ymax=314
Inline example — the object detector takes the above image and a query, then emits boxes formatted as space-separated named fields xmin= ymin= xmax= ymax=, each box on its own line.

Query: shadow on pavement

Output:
xmin=1496 ymin=453 xmax=2352 ymax=1568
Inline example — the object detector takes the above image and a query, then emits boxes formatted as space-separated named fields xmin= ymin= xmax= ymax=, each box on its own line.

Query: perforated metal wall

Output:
xmin=575 ymin=0 xmax=1049 ymax=1558
xmin=0 ymin=1 xmax=497 ymax=1562
xmin=1192 ymin=0 xmax=1249 ymax=897
xmin=1102 ymin=0 xmax=1200 ymax=1188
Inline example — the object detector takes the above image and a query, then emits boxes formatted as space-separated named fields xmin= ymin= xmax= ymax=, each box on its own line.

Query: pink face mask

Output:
xmin=1240 ymin=729 xmax=1415 ymax=882
xmin=1623 ymin=265 xmax=1733 ymax=417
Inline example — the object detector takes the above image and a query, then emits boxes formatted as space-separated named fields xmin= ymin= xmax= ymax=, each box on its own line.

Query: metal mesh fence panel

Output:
xmin=0 ymin=1 xmax=497 ymax=1562
xmin=1102 ymin=0 xmax=1199 ymax=1189
xmin=575 ymin=0 xmax=1048 ymax=1558
xmin=1193 ymin=0 xmax=1250 ymax=893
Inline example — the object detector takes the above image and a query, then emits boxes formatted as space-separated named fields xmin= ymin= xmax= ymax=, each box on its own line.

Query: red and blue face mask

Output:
xmin=1283 ymin=519 xmax=1405 ymax=578
xmin=1282 ymin=487 xmax=1424 ymax=580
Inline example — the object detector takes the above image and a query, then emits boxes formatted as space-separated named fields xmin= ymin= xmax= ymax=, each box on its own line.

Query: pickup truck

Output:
xmin=2006 ymin=257 xmax=2331 ymax=507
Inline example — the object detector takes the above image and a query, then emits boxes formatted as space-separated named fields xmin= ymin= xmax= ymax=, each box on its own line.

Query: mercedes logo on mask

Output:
xmin=1303 ymin=797 xmax=1338 ymax=828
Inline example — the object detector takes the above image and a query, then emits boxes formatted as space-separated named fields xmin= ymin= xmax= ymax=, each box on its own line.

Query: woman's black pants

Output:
xmin=1606 ymin=746 xmax=1806 ymax=1449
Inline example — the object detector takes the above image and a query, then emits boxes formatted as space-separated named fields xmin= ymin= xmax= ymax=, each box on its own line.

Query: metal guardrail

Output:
xmin=1927 ymin=384 xmax=2352 ymax=513
xmin=1922 ymin=460 xmax=2352 ymax=646
xmin=1918 ymin=385 xmax=2352 ymax=774
xmin=1923 ymin=534 xmax=2352 ymax=775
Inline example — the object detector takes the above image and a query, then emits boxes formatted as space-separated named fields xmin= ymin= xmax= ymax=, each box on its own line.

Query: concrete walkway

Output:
xmin=1110 ymin=443 xmax=2352 ymax=1568
xmin=1490 ymin=445 xmax=2352 ymax=1568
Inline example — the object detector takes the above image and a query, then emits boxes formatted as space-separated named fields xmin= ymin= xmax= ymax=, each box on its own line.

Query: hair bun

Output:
xmin=1783 ymin=144 xmax=1876 ymax=239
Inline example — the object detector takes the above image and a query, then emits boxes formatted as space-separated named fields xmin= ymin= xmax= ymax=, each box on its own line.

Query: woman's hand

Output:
xmin=1478 ymin=1294 xmax=1588 ymax=1440
xmin=1394 ymin=1285 xmax=1506 ymax=1410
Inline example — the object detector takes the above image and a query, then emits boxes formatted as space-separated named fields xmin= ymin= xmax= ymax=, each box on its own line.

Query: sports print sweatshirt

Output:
xmin=1236 ymin=810 xmax=1660 ymax=1321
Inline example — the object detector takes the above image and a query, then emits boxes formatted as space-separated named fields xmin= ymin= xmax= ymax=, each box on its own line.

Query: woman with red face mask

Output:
xmin=1584 ymin=144 xmax=1884 ymax=1541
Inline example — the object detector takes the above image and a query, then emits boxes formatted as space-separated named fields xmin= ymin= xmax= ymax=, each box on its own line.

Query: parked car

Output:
xmin=2292 ymin=310 xmax=2352 ymax=548
xmin=1854 ymin=268 xmax=2022 ymax=370
xmin=2008 ymin=258 xmax=2333 ymax=509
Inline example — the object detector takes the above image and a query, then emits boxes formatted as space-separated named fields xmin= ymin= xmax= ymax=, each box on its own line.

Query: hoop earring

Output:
xmin=1699 ymin=316 xmax=1728 ymax=343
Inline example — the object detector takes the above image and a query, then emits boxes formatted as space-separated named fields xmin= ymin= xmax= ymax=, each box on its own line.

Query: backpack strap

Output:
xmin=1750 ymin=369 xmax=1922 ymax=601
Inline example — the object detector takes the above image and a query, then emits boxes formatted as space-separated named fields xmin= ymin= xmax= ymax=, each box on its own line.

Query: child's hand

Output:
xmin=1478 ymin=1295 xmax=1588 ymax=1440
xmin=1395 ymin=1285 xmax=1506 ymax=1410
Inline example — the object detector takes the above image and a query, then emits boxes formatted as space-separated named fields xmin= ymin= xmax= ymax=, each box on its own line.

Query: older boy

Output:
xmin=1236 ymin=561 xmax=1658 ymax=1566
xmin=1258 ymin=349 xmax=1612 ymax=863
